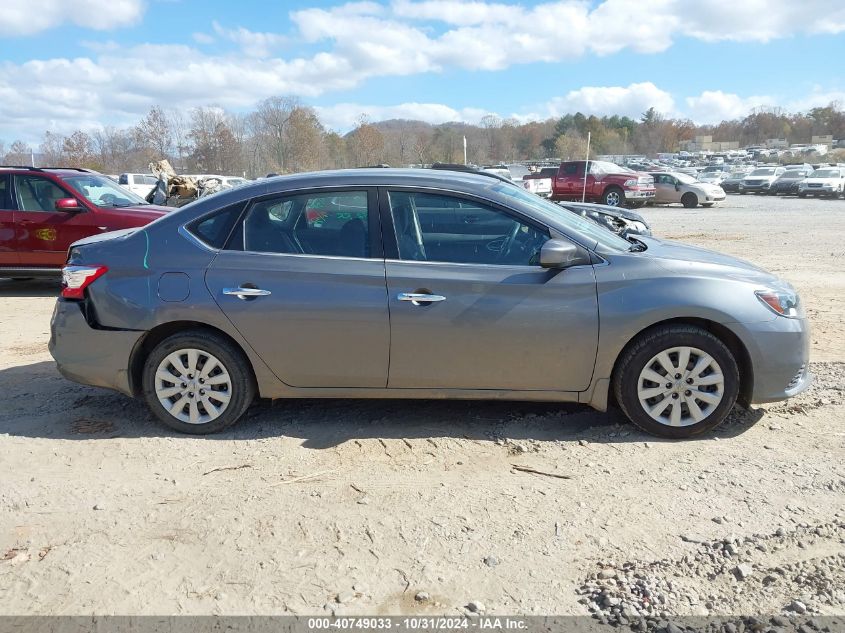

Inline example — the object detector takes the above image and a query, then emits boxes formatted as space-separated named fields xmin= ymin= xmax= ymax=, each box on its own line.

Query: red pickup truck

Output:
xmin=550 ymin=160 xmax=656 ymax=208
xmin=0 ymin=166 xmax=169 ymax=278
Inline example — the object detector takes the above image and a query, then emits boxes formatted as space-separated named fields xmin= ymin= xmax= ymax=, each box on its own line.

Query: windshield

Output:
xmin=674 ymin=172 xmax=697 ymax=184
xmin=810 ymin=169 xmax=839 ymax=178
xmin=63 ymin=174 xmax=148 ymax=207
xmin=490 ymin=183 xmax=633 ymax=252
xmin=749 ymin=168 xmax=776 ymax=176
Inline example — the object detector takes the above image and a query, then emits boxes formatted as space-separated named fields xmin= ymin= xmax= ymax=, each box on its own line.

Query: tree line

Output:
xmin=1 ymin=98 xmax=843 ymax=176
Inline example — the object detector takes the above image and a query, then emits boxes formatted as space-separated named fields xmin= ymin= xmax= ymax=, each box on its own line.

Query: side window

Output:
xmin=388 ymin=191 xmax=549 ymax=266
xmin=118 ymin=174 xmax=129 ymax=185
xmin=187 ymin=202 xmax=245 ymax=249
xmin=14 ymin=175 xmax=71 ymax=212
xmin=561 ymin=163 xmax=579 ymax=175
xmin=239 ymin=190 xmax=370 ymax=258
xmin=0 ymin=175 xmax=9 ymax=208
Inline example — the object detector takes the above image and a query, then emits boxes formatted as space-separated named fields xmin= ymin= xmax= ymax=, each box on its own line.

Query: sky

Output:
xmin=1 ymin=0 xmax=845 ymax=143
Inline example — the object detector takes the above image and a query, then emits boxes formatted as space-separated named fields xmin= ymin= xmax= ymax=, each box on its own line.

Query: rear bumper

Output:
xmin=730 ymin=316 xmax=812 ymax=404
xmin=48 ymin=299 xmax=142 ymax=397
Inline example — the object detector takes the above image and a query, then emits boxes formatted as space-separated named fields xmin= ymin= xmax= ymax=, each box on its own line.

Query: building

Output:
xmin=679 ymin=136 xmax=740 ymax=152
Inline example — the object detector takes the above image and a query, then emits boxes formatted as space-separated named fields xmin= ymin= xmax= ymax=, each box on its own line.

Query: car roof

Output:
xmin=260 ymin=168 xmax=510 ymax=190
xmin=0 ymin=166 xmax=98 ymax=176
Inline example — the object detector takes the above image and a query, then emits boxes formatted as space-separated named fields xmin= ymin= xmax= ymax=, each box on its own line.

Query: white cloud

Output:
xmin=192 ymin=32 xmax=215 ymax=45
xmin=211 ymin=21 xmax=287 ymax=58
xmin=544 ymin=83 xmax=676 ymax=119
xmin=316 ymin=102 xmax=491 ymax=130
xmin=685 ymin=91 xmax=774 ymax=123
xmin=0 ymin=0 xmax=146 ymax=36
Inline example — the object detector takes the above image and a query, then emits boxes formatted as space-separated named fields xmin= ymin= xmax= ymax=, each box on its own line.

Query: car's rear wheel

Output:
xmin=142 ymin=331 xmax=255 ymax=434
xmin=602 ymin=186 xmax=624 ymax=207
xmin=613 ymin=325 xmax=740 ymax=438
xmin=681 ymin=192 xmax=698 ymax=208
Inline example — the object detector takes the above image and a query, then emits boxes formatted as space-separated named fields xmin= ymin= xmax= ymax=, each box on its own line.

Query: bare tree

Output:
xmin=134 ymin=106 xmax=174 ymax=161
xmin=6 ymin=140 xmax=33 ymax=165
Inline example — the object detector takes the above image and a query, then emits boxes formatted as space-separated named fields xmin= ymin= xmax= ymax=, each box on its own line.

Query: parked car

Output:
xmin=649 ymin=171 xmax=726 ymax=208
xmin=551 ymin=160 xmax=655 ymax=208
xmin=118 ymin=173 xmax=158 ymax=198
xmin=721 ymin=169 xmax=752 ymax=193
xmin=770 ymin=165 xmax=815 ymax=196
xmin=738 ymin=167 xmax=786 ymax=194
xmin=797 ymin=166 xmax=845 ymax=198
xmin=697 ymin=171 xmax=729 ymax=185
xmin=0 ymin=166 xmax=169 ymax=277
xmin=557 ymin=201 xmax=652 ymax=237
xmin=50 ymin=168 xmax=810 ymax=439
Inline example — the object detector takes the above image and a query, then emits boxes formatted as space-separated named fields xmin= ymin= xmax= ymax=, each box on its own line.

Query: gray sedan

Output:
xmin=49 ymin=169 xmax=811 ymax=438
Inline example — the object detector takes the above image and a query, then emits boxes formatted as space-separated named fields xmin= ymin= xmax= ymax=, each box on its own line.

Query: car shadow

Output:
xmin=0 ymin=361 xmax=764 ymax=446
xmin=0 ymin=277 xmax=61 ymax=297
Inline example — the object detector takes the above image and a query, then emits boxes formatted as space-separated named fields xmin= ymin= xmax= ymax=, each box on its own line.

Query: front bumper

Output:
xmin=625 ymin=190 xmax=655 ymax=199
xmin=49 ymin=299 xmax=143 ymax=397
xmin=730 ymin=316 xmax=812 ymax=404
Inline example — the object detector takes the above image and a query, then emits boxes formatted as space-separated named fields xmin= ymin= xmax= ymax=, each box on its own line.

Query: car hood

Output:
xmin=777 ymin=175 xmax=806 ymax=182
xmin=802 ymin=178 xmax=838 ymax=185
xmin=634 ymin=236 xmax=780 ymax=285
xmin=104 ymin=204 xmax=170 ymax=218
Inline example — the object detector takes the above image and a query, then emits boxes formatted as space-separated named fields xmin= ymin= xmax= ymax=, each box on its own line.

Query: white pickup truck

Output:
xmin=521 ymin=167 xmax=556 ymax=198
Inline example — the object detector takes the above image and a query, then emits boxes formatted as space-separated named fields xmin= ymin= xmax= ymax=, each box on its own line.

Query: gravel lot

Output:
xmin=0 ymin=194 xmax=843 ymax=624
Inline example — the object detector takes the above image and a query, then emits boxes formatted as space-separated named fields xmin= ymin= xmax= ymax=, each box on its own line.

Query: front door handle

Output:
xmin=223 ymin=287 xmax=272 ymax=299
xmin=398 ymin=292 xmax=446 ymax=305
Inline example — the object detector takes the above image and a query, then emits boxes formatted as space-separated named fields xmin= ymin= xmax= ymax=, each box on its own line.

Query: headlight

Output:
xmin=755 ymin=288 xmax=801 ymax=318
xmin=623 ymin=179 xmax=638 ymax=187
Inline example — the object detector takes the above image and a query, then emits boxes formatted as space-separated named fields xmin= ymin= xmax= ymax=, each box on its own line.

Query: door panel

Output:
xmin=12 ymin=175 xmax=97 ymax=266
xmin=205 ymin=187 xmax=389 ymax=389
xmin=0 ymin=175 xmax=18 ymax=266
xmin=385 ymin=261 xmax=599 ymax=391
xmin=206 ymin=252 xmax=390 ymax=388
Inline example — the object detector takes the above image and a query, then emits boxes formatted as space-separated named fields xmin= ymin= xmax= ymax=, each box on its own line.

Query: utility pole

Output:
xmin=581 ymin=131 xmax=591 ymax=202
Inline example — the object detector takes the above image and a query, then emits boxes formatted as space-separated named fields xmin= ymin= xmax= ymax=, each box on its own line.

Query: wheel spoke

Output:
xmin=202 ymin=397 xmax=220 ymax=420
xmin=200 ymin=358 xmax=219 ymax=379
xmin=669 ymin=402 xmax=682 ymax=426
xmin=695 ymin=373 xmax=723 ymax=386
xmin=677 ymin=347 xmax=691 ymax=373
xmin=169 ymin=395 xmax=188 ymax=415
xmin=649 ymin=398 xmax=671 ymax=418
xmin=641 ymin=368 xmax=666 ymax=384
xmin=689 ymin=354 xmax=714 ymax=378
xmin=188 ymin=400 xmax=200 ymax=424
xmin=186 ymin=349 xmax=200 ymax=373
xmin=692 ymin=390 xmax=722 ymax=405
xmin=204 ymin=374 xmax=230 ymax=386
xmin=167 ymin=352 xmax=189 ymax=376
xmin=207 ymin=390 xmax=230 ymax=404
xmin=685 ymin=396 xmax=705 ymax=422
xmin=638 ymin=386 xmax=666 ymax=400
xmin=157 ymin=385 xmax=183 ymax=399
xmin=156 ymin=370 xmax=179 ymax=385
xmin=656 ymin=352 xmax=675 ymax=375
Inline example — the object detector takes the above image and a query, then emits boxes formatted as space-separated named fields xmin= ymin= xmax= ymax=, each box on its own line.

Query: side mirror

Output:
xmin=540 ymin=238 xmax=586 ymax=269
xmin=675 ymin=184 xmax=680 ymax=191
xmin=55 ymin=198 xmax=81 ymax=211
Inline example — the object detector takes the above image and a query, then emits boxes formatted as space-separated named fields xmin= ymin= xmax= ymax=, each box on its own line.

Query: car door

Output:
xmin=0 ymin=174 xmax=19 ymax=266
xmin=652 ymin=174 xmax=672 ymax=203
xmin=12 ymin=174 xmax=98 ymax=267
xmin=205 ymin=187 xmax=390 ymax=388
xmin=382 ymin=188 xmax=598 ymax=392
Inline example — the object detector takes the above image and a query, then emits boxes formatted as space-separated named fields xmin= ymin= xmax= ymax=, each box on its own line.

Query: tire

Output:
xmin=798 ymin=193 xmax=806 ymax=198
xmin=681 ymin=192 xmax=698 ymax=209
xmin=628 ymin=201 xmax=646 ymax=209
xmin=602 ymin=186 xmax=624 ymax=207
xmin=612 ymin=325 xmax=740 ymax=439
xmin=701 ymin=203 xmax=714 ymax=207
xmin=142 ymin=330 xmax=256 ymax=434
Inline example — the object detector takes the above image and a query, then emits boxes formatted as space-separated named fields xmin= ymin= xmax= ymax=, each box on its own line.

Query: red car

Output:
xmin=0 ymin=167 xmax=169 ymax=277
xmin=550 ymin=160 xmax=656 ymax=208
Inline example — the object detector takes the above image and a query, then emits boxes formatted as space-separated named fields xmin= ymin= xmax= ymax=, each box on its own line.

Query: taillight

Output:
xmin=61 ymin=265 xmax=108 ymax=300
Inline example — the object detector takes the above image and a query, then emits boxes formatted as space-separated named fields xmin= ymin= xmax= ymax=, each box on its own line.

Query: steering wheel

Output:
xmin=496 ymin=221 xmax=524 ymax=263
xmin=100 ymin=194 xmax=118 ymax=206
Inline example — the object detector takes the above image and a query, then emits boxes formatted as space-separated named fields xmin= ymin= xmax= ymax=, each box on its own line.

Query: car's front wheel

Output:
xmin=613 ymin=325 xmax=740 ymax=438
xmin=681 ymin=192 xmax=698 ymax=208
xmin=602 ymin=186 xmax=624 ymax=207
xmin=142 ymin=330 xmax=255 ymax=434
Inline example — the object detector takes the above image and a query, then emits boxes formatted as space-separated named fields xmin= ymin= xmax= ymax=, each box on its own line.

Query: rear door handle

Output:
xmin=398 ymin=292 xmax=446 ymax=305
xmin=223 ymin=287 xmax=271 ymax=299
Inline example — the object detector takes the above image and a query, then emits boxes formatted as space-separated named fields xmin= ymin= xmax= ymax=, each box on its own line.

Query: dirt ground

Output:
xmin=0 ymin=194 xmax=843 ymax=620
